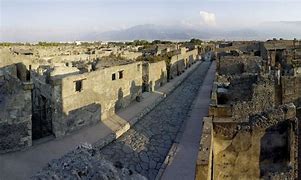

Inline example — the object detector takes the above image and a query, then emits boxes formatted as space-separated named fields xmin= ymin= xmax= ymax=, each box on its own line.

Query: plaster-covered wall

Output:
xmin=51 ymin=62 xmax=143 ymax=137
xmin=213 ymin=125 xmax=262 ymax=180
xmin=169 ymin=49 xmax=198 ymax=79
xmin=147 ymin=61 xmax=167 ymax=91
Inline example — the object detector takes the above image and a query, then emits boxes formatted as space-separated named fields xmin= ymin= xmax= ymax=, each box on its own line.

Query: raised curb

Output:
xmin=155 ymin=61 xmax=213 ymax=180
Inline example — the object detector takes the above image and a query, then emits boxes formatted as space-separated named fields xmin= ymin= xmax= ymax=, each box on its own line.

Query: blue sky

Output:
xmin=1 ymin=0 xmax=301 ymax=41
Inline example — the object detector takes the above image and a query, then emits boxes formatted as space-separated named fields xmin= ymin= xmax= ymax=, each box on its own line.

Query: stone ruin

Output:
xmin=0 ymin=43 xmax=200 ymax=153
xmin=197 ymin=104 xmax=297 ymax=179
xmin=32 ymin=145 xmax=147 ymax=180
xmin=196 ymin=40 xmax=301 ymax=180
xmin=0 ymin=63 xmax=33 ymax=153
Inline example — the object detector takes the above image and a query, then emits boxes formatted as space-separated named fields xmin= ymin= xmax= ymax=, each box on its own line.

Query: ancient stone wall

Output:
xmin=212 ymin=104 xmax=297 ymax=179
xmin=170 ymin=56 xmax=185 ymax=79
xmin=0 ymin=48 xmax=34 ymax=68
xmin=120 ymin=51 xmax=142 ymax=60
xmin=268 ymin=50 xmax=277 ymax=67
xmin=169 ymin=49 xmax=198 ymax=79
xmin=50 ymin=62 xmax=143 ymax=137
xmin=146 ymin=61 xmax=167 ymax=91
xmin=0 ymin=67 xmax=33 ymax=153
xmin=213 ymin=122 xmax=262 ymax=179
xmin=232 ymin=75 xmax=276 ymax=122
xmin=31 ymin=49 xmax=198 ymax=138
xmin=218 ymin=56 xmax=261 ymax=76
xmin=259 ymin=42 xmax=268 ymax=61
xmin=51 ymin=54 xmax=94 ymax=62
xmin=199 ymin=41 xmax=301 ymax=179
xmin=219 ymin=58 xmax=243 ymax=75
xmin=228 ymin=74 xmax=257 ymax=103
xmin=185 ymin=49 xmax=198 ymax=66
xmin=31 ymin=74 xmax=53 ymax=139
xmin=281 ymin=75 xmax=301 ymax=106
xmin=0 ymin=64 xmax=17 ymax=77
xmin=210 ymin=73 xmax=276 ymax=122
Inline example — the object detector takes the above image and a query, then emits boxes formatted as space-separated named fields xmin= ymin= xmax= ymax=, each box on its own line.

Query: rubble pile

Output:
xmin=32 ymin=145 xmax=147 ymax=180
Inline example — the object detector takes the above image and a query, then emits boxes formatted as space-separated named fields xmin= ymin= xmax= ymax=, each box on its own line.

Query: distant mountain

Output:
xmin=80 ymin=22 xmax=301 ymax=41
xmin=3 ymin=22 xmax=300 ymax=42
xmin=82 ymin=24 xmax=206 ymax=41
xmin=273 ymin=21 xmax=301 ymax=26
xmin=253 ymin=21 xmax=301 ymax=40
xmin=81 ymin=24 xmax=263 ymax=41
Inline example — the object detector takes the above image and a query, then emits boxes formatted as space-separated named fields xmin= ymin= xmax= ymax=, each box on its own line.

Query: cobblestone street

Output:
xmin=98 ymin=61 xmax=211 ymax=179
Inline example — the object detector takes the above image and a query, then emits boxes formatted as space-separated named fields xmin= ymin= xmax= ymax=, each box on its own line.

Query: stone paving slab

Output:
xmin=158 ymin=61 xmax=216 ymax=180
xmin=0 ymin=60 xmax=203 ymax=180
xmin=94 ymin=61 xmax=212 ymax=180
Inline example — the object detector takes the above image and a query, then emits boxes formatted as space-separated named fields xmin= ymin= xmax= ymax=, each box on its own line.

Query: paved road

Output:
xmin=98 ymin=61 xmax=211 ymax=179
xmin=161 ymin=61 xmax=215 ymax=180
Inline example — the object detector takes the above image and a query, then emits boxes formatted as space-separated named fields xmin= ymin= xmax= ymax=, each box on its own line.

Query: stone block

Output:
xmin=22 ymin=82 xmax=33 ymax=90
xmin=284 ymin=103 xmax=296 ymax=120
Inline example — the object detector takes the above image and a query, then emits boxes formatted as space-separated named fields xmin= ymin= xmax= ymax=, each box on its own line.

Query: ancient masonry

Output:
xmin=33 ymin=60 xmax=212 ymax=180
xmin=0 ymin=43 xmax=204 ymax=153
xmin=0 ymin=63 xmax=32 ymax=153
xmin=2 ymin=39 xmax=301 ymax=180
xmin=196 ymin=39 xmax=301 ymax=179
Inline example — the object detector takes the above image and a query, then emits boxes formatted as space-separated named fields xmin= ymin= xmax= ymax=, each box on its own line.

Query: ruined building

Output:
xmin=197 ymin=104 xmax=297 ymax=179
xmin=196 ymin=40 xmax=301 ymax=179
xmin=0 ymin=63 xmax=33 ymax=153
xmin=0 ymin=45 xmax=200 ymax=153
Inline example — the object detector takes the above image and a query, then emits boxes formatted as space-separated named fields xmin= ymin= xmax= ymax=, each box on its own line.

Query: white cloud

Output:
xmin=200 ymin=11 xmax=217 ymax=26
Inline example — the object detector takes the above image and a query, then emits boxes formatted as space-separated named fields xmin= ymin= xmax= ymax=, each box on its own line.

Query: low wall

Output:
xmin=196 ymin=117 xmax=213 ymax=180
